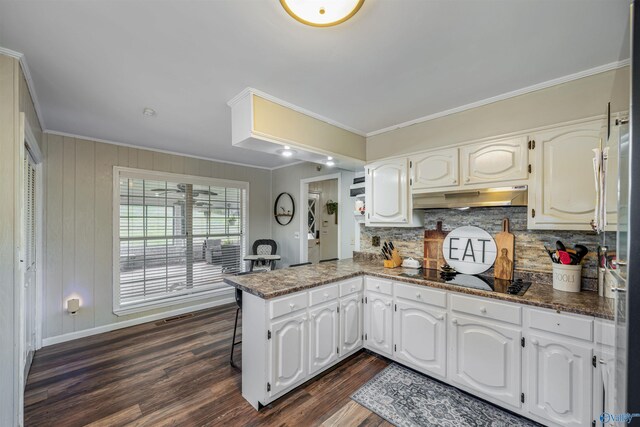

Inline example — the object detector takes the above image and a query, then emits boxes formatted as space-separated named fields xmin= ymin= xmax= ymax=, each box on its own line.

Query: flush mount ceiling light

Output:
xmin=142 ymin=107 xmax=157 ymax=117
xmin=280 ymin=0 xmax=364 ymax=27
xmin=278 ymin=146 xmax=296 ymax=157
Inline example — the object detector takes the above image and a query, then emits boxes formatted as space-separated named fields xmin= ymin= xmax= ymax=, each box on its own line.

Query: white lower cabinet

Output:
xmin=339 ymin=293 xmax=363 ymax=356
xmin=308 ymin=302 xmax=339 ymax=375
xmin=364 ymin=291 xmax=393 ymax=357
xmin=449 ymin=314 xmax=522 ymax=408
xmin=269 ymin=311 xmax=308 ymax=396
xmin=526 ymin=333 xmax=593 ymax=427
xmin=394 ymin=299 xmax=446 ymax=378
xmin=246 ymin=276 xmax=603 ymax=426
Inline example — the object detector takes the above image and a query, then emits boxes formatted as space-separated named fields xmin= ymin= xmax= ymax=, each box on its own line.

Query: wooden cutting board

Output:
xmin=424 ymin=221 xmax=448 ymax=270
xmin=494 ymin=218 xmax=515 ymax=280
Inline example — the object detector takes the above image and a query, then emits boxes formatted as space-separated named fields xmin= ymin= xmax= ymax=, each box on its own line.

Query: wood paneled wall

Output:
xmin=42 ymin=134 xmax=272 ymax=339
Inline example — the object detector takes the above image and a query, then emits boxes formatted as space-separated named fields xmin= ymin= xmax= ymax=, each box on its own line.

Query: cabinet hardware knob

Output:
xmin=311 ymin=314 xmax=316 ymax=319
xmin=599 ymin=359 xmax=606 ymax=365
xmin=435 ymin=315 xmax=444 ymax=321
xmin=416 ymin=293 xmax=421 ymax=298
xmin=376 ymin=285 xmax=380 ymax=289
xmin=465 ymin=177 xmax=470 ymax=182
xmin=480 ymin=307 xmax=487 ymax=314
xmin=385 ymin=301 xmax=391 ymax=306
xmin=350 ymin=286 xmax=355 ymax=291
xmin=530 ymin=338 xmax=538 ymax=346
xmin=452 ymin=179 xmax=457 ymax=184
xmin=452 ymin=318 xmax=458 ymax=325
xmin=289 ymin=303 xmax=295 ymax=309
xmin=324 ymin=293 xmax=329 ymax=298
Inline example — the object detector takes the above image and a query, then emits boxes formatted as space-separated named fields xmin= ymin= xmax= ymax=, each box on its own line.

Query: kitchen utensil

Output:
xmin=574 ymin=245 xmax=589 ymax=263
xmin=423 ymin=221 xmax=449 ymax=270
xmin=494 ymin=218 xmax=515 ymax=280
xmin=389 ymin=241 xmax=395 ymax=250
xmin=544 ymin=246 xmax=557 ymax=263
xmin=557 ymin=250 xmax=572 ymax=265
xmin=556 ymin=240 xmax=566 ymax=252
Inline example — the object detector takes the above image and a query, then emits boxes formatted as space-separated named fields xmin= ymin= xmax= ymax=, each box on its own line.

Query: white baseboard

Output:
xmin=42 ymin=296 xmax=235 ymax=347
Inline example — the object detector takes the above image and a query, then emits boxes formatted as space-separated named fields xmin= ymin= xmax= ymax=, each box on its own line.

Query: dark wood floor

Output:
xmin=25 ymin=304 xmax=392 ymax=426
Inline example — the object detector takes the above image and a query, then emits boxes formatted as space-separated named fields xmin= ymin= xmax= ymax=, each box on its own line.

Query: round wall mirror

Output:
xmin=274 ymin=192 xmax=295 ymax=226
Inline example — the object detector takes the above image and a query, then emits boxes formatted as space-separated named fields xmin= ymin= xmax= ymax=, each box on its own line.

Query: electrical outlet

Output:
xmin=372 ymin=236 xmax=380 ymax=247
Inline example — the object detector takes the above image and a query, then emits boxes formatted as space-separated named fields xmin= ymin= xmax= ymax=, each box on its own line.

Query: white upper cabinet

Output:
xmin=410 ymin=148 xmax=459 ymax=191
xmin=528 ymin=119 xmax=608 ymax=230
xmin=365 ymin=158 xmax=421 ymax=227
xmin=460 ymin=137 xmax=529 ymax=185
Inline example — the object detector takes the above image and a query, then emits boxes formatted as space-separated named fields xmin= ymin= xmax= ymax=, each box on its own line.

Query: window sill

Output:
xmin=113 ymin=285 xmax=234 ymax=317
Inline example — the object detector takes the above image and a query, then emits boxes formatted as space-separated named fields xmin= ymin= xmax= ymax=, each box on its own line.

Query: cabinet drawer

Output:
xmin=450 ymin=294 xmax=521 ymax=325
xmin=528 ymin=309 xmax=593 ymax=341
xmin=269 ymin=292 xmax=308 ymax=319
xmin=309 ymin=284 xmax=339 ymax=306
xmin=395 ymin=283 xmax=446 ymax=308
xmin=339 ymin=277 xmax=363 ymax=297
xmin=595 ymin=319 xmax=615 ymax=347
xmin=365 ymin=277 xmax=392 ymax=295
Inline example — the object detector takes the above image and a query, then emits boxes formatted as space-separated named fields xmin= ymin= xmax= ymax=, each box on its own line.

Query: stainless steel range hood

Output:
xmin=412 ymin=186 xmax=528 ymax=209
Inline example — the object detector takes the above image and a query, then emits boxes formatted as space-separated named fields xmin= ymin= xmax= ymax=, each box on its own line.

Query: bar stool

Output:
xmin=230 ymin=271 xmax=253 ymax=369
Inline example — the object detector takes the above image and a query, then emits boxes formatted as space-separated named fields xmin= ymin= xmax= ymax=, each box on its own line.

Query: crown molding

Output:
xmin=228 ymin=87 xmax=367 ymax=137
xmin=0 ymin=46 xmax=46 ymax=132
xmin=366 ymin=59 xmax=631 ymax=138
xmin=44 ymin=130 xmax=304 ymax=171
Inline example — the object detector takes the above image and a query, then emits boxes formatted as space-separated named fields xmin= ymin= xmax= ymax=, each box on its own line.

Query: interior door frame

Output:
xmin=16 ymin=114 xmax=43 ymax=425
xmin=299 ymin=173 xmax=341 ymax=264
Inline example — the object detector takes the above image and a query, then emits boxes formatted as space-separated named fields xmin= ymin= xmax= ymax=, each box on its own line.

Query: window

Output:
xmin=114 ymin=167 xmax=248 ymax=314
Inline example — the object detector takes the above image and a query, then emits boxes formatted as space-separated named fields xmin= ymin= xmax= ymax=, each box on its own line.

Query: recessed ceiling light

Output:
xmin=143 ymin=107 xmax=157 ymax=117
xmin=284 ymin=145 xmax=291 ymax=150
xmin=327 ymin=156 xmax=333 ymax=160
xmin=278 ymin=148 xmax=296 ymax=157
xmin=280 ymin=0 xmax=364 ymax=27
xmin=326 ymin=160 xmax=335 ymax=167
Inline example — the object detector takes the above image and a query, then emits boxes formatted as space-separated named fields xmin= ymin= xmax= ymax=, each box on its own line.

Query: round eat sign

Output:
xmin=442 ymin=226 xmax=497 ymax=274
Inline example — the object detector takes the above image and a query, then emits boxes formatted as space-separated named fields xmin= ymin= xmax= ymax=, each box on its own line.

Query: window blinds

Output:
xmin=115 ymin=169 xmax=248 ymax=310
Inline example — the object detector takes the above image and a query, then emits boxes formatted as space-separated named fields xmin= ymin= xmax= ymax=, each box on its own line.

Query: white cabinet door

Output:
xmin=269 ymin=312 xmax=307 ymax=396
xmin=365 ymin=158 xmax=409 ymax=224
xmin=461 ymin=137 xmax=528 ymax=185
xmin=308 ymin=302 xmax=339 ymax=375
xmin=340 ymin=293 xmax=362 ymax=357
xmin=527 ymin=333 xmax=592 ymax=427
xmin=449 ymin=315 xmax=522 ymax=408
xmin=593 ymin=349 xmax=616 ymax=427
xmin=410 ymin=148 xmax=459 ymax=190
xmin=394 ymin=300 xmax=446 ymax=378
xmin=528 ymin=120 xmax=603 ymax=229
xmin=364 ymin=292 xmax=393 ymax=357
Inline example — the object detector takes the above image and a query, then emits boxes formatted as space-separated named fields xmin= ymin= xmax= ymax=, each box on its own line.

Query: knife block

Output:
xmin=383 ymin=249 xmax=403 ymax=268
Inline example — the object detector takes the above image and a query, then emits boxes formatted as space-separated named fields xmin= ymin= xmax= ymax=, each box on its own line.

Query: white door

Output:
xmin=593 ymin=349 xmax=616 ymax=427
xmin=21 ymin=149 xmax=37 ymax=383
xmin=339 ymin=293 xmax=362 ymax=356
xmin=394 ymin=300 xmax=446 ymax=378
xmin=461 ymin=137 xmax=529 ymax=185
xmin=410 ymin=148 xmax=459 ymax=190
xmin=449 ymin=315 xmax=522 ymax=408
xmin=529 ymin=120 xmax=603 ymax=229
xmin=365 ymin=158 xmax=409 ymax=224
xmin=308 ymin=302 xmax=339 ymax=375
xmin=269 ymin=312 xmax=307 ymax=396
xmin=307 ymin=193 xmax=320 ymax=263
xmin=364 ymin=292 xmax=393 ymax=356
xmin=527 ymin=333 xmax=592 ymax=427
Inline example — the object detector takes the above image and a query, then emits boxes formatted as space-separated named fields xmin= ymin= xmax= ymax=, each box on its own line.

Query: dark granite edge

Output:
xmin=224 ymin=271 xmax=612 ymax=320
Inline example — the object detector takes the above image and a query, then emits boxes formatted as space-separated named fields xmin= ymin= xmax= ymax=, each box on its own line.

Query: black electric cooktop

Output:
xmin=399 ymin=268 xmax=531 ymax=296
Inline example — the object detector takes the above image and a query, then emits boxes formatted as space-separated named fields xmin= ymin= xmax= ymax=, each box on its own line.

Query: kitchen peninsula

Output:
xmin=224 ymin=258 xmax=614 ymax=426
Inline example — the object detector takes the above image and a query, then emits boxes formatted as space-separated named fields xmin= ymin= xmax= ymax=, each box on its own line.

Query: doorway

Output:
xmin=300 ymin=174 xmax=341 ymax=264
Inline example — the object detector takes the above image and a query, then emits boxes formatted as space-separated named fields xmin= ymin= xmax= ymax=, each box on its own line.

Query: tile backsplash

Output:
xmin=359 ymin=207 xmax=609 ymax=289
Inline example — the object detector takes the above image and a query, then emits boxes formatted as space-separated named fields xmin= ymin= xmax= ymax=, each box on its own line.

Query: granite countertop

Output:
xmin=223 ymin=259 xmax=614 ymax=320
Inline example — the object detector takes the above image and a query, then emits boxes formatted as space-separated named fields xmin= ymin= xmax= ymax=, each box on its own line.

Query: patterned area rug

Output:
xmin=351 ymin=363 xmax=540 ymax=427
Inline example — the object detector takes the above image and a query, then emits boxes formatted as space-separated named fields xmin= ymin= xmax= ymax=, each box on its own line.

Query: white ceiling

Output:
xmin=0 ymin=0 xmax=630 ymax=168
